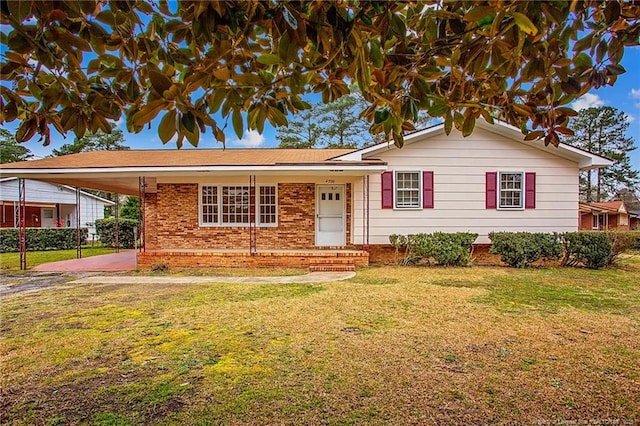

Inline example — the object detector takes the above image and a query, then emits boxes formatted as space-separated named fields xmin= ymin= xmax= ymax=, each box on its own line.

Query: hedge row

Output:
xmin=490 ymin=230 xmax=640 ymax=269
xmin=0 ymin=228 xmax=88 ymax=252
xmin=389 ymin=232 xmax=478 ymax=266
xmin=390 ymin=230 xmax=640 ymax=270
xmin=95 ymin=218 xmax=139 ymax=249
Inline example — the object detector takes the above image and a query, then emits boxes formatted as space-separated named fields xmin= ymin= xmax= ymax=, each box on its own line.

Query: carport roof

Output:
xmin=0 ymin=148 xmax=387 ymax=195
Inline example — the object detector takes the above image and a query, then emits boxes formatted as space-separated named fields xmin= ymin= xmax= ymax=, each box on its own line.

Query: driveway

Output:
xmin=32 ymin=250 xmax=137 ymax=272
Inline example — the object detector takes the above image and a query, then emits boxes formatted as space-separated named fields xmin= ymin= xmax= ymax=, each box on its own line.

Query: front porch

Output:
xmin=137 ymin=248 xmax=369 ymax=271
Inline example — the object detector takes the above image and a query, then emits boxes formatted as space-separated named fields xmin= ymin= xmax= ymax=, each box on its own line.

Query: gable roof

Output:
xmin=333 ymin=120 xmax=613 ymax=170
xmin=589 ymin=201 xmax=626 ymax=213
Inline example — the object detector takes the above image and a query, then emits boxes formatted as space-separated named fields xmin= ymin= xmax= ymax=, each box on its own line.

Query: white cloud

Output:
xmin=630 ymin=88 xmax=640 ymax=100
xmin=571 ymin=93 xmax=605 ymax=111
xmin=626 ymin=113 xmax=636 ymax=123
xmin=232 ymin=129 xmax=265 ymax=147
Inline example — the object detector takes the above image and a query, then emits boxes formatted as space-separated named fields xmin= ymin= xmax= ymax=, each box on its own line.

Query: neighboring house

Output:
xmin=0 ymin=120 xmax=612 ymax=268
xmin=0 ymin=177 xmax=114 ymax=237
xmin=579 ymin=201 xmax=638 ymax=231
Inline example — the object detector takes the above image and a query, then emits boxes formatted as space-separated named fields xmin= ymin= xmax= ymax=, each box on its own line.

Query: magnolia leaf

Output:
xmin=158 ymin=110 xmax=177 ymax=144
xmin=256 ymin=54 xmax=283 ymax=65
xmin=148 ymin=68 xmax=173 ymax=95
xmin=232 ymin=109 xmax=243 ymax=139
xmin=463 ymin=6 xmax=496 ymax=23
xmin=524 ymin=130 xmax=545 ymax=141
xmin=512 ymin=12 xmax=538 ymax=36
xmin=181 ymin=111 xmax=196 ymax=133
xmin=462 ymin=114 xmax=475 ymax=137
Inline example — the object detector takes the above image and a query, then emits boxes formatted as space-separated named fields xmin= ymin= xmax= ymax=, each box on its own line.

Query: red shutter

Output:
xmin=525 ymin=172 xmax=536 ymax=209
xmin=381 ymin=171 xmax=393 ymax=209
xmin=422 ymin=171 xmax=434 ymax=208
xmin=486 ymin=172 xmax=497 ymax=209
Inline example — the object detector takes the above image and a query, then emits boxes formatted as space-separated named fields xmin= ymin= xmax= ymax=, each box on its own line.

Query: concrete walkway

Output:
xmin=33 ymin=250 xmax=137 ymax=272
xmin=69 ymin=271 xmax=355 ymax=285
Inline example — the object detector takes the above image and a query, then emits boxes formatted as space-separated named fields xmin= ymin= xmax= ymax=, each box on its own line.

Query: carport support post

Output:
xmin=76 ymin=187 xmax=82 ymax=259
xmin=114 ymin=193 xmax=120 ymax=253
xmin=18 ymin=178 xmax=26 ymax=270
xmin=138 ymin=177 xmax=146 ymax=253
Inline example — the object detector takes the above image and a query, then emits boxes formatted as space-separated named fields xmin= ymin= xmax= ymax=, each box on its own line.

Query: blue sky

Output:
xmin=9 ymin=47 xmax=640 ymax=170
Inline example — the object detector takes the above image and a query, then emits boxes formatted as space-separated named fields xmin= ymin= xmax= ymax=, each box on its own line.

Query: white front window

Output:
xmin=259 ymin=186 xmax=277 ymax=225
xmin=200 ymin=184 xmax=277 ymax=227
xmin=201 ymin=186 xmax=218 ymax=225
xmin=222 ymin=186 xmax=250 ymax=225
xmin=395 ymin=171 xmax=421 ymax=209
xmin=499 ymin=172 xmax=524 ymax=209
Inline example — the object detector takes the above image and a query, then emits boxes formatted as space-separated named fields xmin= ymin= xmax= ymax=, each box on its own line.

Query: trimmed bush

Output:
xmin=561 ymin=232 xmax=611 ymax=269
xmin=95 ymin=218 xmax=138 ymax=249
xmin=0 ymin=228 xmax=88 ymax=252
xmin=389 ymin=232 xmax=478 ymax=266
xmin=489 ymin=232 xmax=562 ymax=268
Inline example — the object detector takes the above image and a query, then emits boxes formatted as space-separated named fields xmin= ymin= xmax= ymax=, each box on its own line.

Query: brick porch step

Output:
xmin=308 ymin=263 xmax=356 ymax=272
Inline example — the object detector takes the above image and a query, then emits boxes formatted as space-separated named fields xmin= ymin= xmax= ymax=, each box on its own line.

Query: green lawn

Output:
xmin=0 ymin=246 xmax=116 ymax=272
xmin=1 ymin=256 xmax=639 ymax=425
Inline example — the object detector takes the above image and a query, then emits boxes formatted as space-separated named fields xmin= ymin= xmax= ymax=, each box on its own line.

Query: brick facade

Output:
xmin=144 ymin=182 xmax=353 ymax=251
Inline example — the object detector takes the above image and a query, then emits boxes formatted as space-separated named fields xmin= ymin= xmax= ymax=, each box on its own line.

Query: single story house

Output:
xmin=579 ymin=200 xmax=638 ymax=231
xmin=0 ymin=120 xmax=612 ymax=269
xmin=0 ymin=177 xmax=113 ymax=237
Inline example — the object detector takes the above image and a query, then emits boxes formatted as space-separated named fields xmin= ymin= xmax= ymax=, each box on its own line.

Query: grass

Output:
xmin=0 ymin=246 xmax=116 ymax=272
xmin=1 ymin=257 xmax=639 ymax=424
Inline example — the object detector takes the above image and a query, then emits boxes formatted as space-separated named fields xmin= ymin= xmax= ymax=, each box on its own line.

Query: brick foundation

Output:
xmin=138 ymin=249 xmax=369 ymax=270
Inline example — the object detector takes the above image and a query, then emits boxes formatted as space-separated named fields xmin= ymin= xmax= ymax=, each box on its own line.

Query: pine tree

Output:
xmin=0 ymin=129 xmax=33 ymax=163
xmin=318 ymin=94 xmax=368 ymax=149
xmin=51 ymin=129 xmax=130 ymax=156
xmin=563 ymin=106 xmax=639 ymax=202
xmin=276 ymin=109 xmax=322 ymax=149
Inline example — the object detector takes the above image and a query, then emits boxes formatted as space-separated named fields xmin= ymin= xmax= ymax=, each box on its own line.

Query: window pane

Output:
xmin=395 ymin=172 xmax=420 ymax=208
xmin=222 ymin=186 xmax=250 ymax=224
xmin=499 ymin=173 xmax=523 ymax=208
xmin=201 ymin=186 xmax=218 ymax=224
xmin=259 ymin=186 xmax=277 ymax=224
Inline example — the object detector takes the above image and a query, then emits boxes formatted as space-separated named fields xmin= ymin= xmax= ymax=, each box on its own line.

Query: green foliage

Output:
xmin=489 ymin=232 xmax=563 ymax=268
xmin=95 ymin=218 xmax=138 ymax=249
xmin=562 ymin=106 xmax=638 ymax=202
xmin=1 ymin=2 xmax=636 ymax=147
xmin=119 ymin=197 xmax=141 ymax=221
xmin=0 ymin=228 xmax=88 ymax=252
xmin=389 ymin=232 xmax=478 ymax=266
xmin=561 ymin=232 xmax=612 ymax=270
xmin=0 ymin=128 xmax=32 ymax=163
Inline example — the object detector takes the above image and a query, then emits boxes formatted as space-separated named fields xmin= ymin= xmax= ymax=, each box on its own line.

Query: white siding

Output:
xmin=0 ymin=179 xmax=110 ymax=235
xmin=352 ymin=128 xmax=580 ymax=244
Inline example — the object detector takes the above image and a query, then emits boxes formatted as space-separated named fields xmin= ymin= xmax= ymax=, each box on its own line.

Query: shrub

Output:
xmin=0 ymin=228 xmax=88 ymax=252
xmin=414 ymin=232 xmax=478 ymax=266
xmin=489 ymin=232 xmax=562 ymax=268
xmin=606 ymin=230 xmax=640 ymax=264
xmin=561 ymin=232 xmax=611 ymax=269
xmin=95 ymin=218 xmax=138 ymax=249
xmin=389 ymin=232 xmax=478 ymax=266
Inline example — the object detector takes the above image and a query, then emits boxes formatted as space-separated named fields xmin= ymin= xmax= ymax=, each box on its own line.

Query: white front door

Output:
xmin=316 ymin=185 xmax=345 ymax=246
